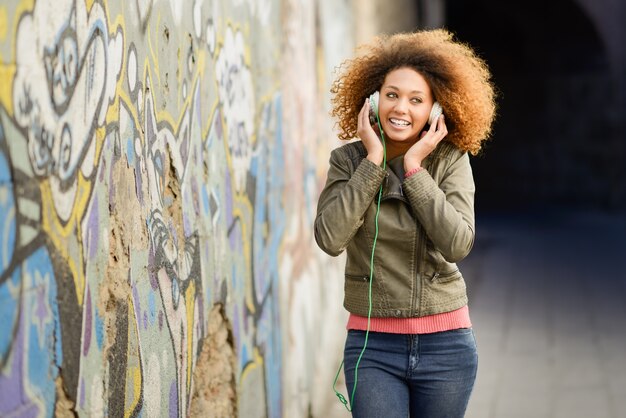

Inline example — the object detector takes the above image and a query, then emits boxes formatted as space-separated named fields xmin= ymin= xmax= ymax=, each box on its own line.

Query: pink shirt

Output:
xmin=347 ymin=305 xmax=471 ymax=334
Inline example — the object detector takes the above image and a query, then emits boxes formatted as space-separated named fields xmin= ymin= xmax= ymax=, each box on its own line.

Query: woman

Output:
xmin=314 ymin=29 xmax=496 ymax=418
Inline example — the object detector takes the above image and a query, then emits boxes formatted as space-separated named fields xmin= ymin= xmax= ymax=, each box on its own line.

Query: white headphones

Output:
xmin=428 ymin=101 xmax=443 ymax=126
xmin=370 ymin=90 xmax=443 ymax=126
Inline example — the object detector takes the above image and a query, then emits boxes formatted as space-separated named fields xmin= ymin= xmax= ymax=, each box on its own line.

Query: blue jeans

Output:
xmin=343 ymin=328 xmax=478 ymax=418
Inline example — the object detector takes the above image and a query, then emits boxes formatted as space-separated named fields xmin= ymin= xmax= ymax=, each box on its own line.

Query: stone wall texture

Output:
xmin=0 ymin=0 xmax=357 ymax=416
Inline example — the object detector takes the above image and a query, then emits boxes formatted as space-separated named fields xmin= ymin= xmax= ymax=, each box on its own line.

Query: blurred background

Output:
xmin=355 ymin=1 xmax=626 ymax=417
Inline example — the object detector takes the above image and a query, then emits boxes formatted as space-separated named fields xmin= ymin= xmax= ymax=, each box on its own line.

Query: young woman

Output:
xmin=314 ymin=29 xmax=496 ymax=418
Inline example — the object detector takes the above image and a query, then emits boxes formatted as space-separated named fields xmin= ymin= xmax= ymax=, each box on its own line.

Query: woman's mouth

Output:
xmin=389 ymin=118 xmax=411 ymax=128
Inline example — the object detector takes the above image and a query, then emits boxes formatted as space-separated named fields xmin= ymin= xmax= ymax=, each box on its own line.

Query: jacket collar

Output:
xmin=381 ymin=156 xmax=407 ymax=202
xmin=349 ymin=141 xmax=436 ymax=202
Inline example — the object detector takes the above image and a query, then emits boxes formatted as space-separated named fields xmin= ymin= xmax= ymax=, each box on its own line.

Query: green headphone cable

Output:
xmin=333 ymin=116 xmax=386 ymax=412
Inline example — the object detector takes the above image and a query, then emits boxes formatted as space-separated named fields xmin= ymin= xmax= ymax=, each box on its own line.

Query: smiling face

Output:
xmin=377 ymin=67 xmax=434 ymax=151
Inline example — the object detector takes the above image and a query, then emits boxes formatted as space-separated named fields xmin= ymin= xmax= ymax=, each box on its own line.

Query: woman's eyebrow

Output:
xmin=385 ymin=85 xmax=425 ymax=95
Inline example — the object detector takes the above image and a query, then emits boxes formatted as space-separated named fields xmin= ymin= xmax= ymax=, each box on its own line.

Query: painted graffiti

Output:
xmin=215 ymin=26 xmax=255 ymax=194
xmin=0 ymin=0 xmax=291 ymax=416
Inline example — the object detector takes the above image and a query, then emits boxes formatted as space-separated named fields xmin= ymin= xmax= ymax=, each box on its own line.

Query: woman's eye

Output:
xmin=386 ymin=92 xmax=397 ymax=98
xmin=411 ymin=98 xmax=423 ymax=104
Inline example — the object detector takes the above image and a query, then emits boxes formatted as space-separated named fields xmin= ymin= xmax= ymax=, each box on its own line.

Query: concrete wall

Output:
xmin=0 ymin=0 xmax=358 ymax=416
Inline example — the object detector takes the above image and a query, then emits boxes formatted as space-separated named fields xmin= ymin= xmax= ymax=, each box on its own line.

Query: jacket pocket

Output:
xmin=430 ymin=268 xmax=461 ymax=283
xmin=345 ymin=273 xmax=371 ymax=282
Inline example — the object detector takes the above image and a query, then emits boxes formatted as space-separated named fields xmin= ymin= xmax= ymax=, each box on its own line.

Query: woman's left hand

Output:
xmin=404 ymin=115 xmax=448 ymax=171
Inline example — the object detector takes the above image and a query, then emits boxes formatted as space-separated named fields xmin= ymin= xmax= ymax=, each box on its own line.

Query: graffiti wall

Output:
xmin=0 ymin=0 xmax=355 ymax=416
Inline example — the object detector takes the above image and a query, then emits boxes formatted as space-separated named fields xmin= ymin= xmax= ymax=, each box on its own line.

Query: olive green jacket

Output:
xmin=314 ymin=140 xmax=475 ymax=317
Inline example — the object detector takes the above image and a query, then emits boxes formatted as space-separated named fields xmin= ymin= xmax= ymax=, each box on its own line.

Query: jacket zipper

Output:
xmin=411 ymin=225 xmax=425 ymax=316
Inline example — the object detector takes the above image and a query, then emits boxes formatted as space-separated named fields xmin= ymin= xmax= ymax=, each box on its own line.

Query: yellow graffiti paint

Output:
xmin=146 ymin=13 xmax=162 ymax=87
xmin=231 ymin=203 xmax=255 ymax=315
xmin=39 ymin=156 xmax=106 ymax=309
xmin=124 ymin=366 xmax=142 ymax=418
xmin=204 ymin=100 xmax=220 ymax=143
xmin=156 ymin=86 xmax=190 ymax=128
xmin=1 ymin=0 xmax=36 ymax=113
xmin=39 ymin=179 xmax=86 ymax=306
xmin=239 ymin=347 xmax=268 ymax=416
xmin=0 ymin=63 xmax=15 ymax=114
xmin=0 ymin=7 xmax=7 ymax=41
xmin=14 ymin=0 xmax=35 ymax=23
xmin=117 ymin=92 xmax=142 ymax=139
xmin=7 ymin=0 xmax=118 ymax=309
xmin=125 ymin=296 xmax=143 ymax=418
xmin=213 ymin=20 xmax=244 ymax=59
xmin=241 ymin=347 xmax=264 ymax=381
xmin=139 ymin=62 xmax=202 ymax=138
xmin=141 ymin=62 xmax=180 ymax=127
xmin=185 ymin=281 xmax=196 ymax=395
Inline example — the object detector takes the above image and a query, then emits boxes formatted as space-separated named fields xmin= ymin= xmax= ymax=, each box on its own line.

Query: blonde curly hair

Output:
xmin=330 ymin=29 xmax=497 ymax=155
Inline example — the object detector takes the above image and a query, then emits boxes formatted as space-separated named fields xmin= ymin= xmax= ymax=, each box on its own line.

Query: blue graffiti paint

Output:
xmin=0 ymin=247 xmax=61 ymax=418
xmin=250 ymin=95 xmax=285 ymax=418
xmin=0 ymin=266 xmax=20 ymax=367
xmin=126 ymin=138 xmax=135 ymax=166
xmin=95 ymin=303 xmax=104 ymax=350
xmin=148 ymin=290 xmax=156 ymax=325
xmin=0 ymin=267 xmax=41 ymax=418
xmin=26 ymin=246 xmax=62 ymax=369
xmin=269 ymin=97 xmax=285 ymax=415
xmin=201 ymin=187 xmax=210 ymax=217
xmin=0 ymin=130 xmax=16 ymax=271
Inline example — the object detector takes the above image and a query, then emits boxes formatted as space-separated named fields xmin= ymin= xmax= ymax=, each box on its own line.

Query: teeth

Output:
xmin=390 ymin=118 xmax=410 ymax=126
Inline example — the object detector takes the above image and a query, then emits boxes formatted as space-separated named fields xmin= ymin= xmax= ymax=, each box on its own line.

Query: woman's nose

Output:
xmin=393 ymin=98 xmax=409 ymax=113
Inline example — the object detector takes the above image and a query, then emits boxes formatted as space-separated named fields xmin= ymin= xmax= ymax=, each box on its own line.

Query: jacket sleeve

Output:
xmin=402 ymin=152 xmax=475 ymax=263
xmin=314 ymin=148 xmax=386 ymax=256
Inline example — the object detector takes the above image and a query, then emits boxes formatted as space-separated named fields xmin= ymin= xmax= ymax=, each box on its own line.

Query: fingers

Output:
xmin=429 ymin=115 xmax=438 ymax=132
xmin=422 ymin=115 xmax=447 ymax=144
xmin=357 ymin=99 xmax=368 ymax=130
xmin=434 ymin=115 xmax=447 ymax=141
xmin=357 ymin=99 xmax=378 ymax=143
xmin=437 ymin=114 xmax=447 ymax=134
xmin=432 ymin=116 xmax=447 ymax=148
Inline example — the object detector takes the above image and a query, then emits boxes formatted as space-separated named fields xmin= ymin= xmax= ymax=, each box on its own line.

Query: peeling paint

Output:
xmin=189 ymin=303 xmax=237 ymax=417
xmin=55 ymin=375 xmax=77 ymax=418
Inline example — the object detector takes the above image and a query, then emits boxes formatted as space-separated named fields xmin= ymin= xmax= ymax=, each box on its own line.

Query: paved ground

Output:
xmin=462 ymin=209 xmax=626 ymax=418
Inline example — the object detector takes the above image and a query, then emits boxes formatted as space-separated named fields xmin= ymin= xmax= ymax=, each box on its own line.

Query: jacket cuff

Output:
xmin=402 ymin=168 xmax=439 ymax=207
xmin=349 ymin=158 xmax=386 ymax=194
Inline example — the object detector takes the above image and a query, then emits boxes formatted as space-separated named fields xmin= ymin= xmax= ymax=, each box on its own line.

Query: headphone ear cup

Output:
xmin=428 ymin=102 xmax=443 ymax=126
xmin=369 ymin=91 xmax=380 ymax=125
xmin=369 ymin=91 xmax=379 ymax=114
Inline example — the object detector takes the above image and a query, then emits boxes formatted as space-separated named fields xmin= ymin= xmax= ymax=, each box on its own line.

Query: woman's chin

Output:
xmin=385 ymin=134 xmax=419 ymax=145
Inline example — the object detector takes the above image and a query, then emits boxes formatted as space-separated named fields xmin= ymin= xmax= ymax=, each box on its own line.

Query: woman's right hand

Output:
xmin=357 ymin=99 xmax=384 ymax=165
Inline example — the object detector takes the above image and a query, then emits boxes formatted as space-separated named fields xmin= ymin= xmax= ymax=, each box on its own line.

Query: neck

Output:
xmin=384 ymin=140 xmax=414 ymax=161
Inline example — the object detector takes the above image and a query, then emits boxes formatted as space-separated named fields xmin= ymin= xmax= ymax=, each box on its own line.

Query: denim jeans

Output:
xmin=343 ymin=328 xmax=478 ymax=418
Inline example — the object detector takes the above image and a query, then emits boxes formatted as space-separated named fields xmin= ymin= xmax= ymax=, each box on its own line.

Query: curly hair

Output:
xmin=330 ymin=29 xmax=497 ymax=155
